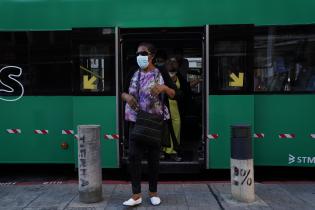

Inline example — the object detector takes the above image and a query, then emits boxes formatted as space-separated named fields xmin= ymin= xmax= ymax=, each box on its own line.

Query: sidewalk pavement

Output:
xmin=0 ymin=181 xmax=315 ymax=210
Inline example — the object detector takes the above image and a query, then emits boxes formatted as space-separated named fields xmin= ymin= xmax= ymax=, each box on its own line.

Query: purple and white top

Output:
xmin=125 ymin=68 xmax=170 ymax=122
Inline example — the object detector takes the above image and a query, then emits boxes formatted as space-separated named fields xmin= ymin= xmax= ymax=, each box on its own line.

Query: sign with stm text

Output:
xmin=288 ymin=154 xmax=315 ymax=165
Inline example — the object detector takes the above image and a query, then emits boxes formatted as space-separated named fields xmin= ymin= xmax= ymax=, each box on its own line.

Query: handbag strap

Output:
xmin=136 ymin=69 xmax=166 ymax=118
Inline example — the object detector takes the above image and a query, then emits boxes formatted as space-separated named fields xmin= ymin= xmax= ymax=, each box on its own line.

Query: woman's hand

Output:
xmin=190 ymin=79 xmax=202 ymax=88
xmin=122 ymin=93 xmax=139 ymax=111
xmin=150 ymin=84 xmax=166 ymax=97
xmin=150 ymin=84 xmax=175 ymax=98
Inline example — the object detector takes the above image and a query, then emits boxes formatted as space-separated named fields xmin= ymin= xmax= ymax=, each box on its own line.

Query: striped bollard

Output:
xmin=78 ymin=125 xmax=102 ymax=203
xmin=231 ymin=124 xmax=255 ymax=203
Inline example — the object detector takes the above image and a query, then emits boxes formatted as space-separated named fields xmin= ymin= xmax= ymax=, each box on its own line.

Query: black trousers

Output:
xmin=128 ymin=122 xmax=160 ymax=194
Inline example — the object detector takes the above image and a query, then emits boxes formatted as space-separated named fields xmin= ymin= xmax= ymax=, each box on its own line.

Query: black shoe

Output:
xmin=170 ymin=154 xmax=182 ymax=162
xmin=160 ymin=153 xmax=165 ymax=160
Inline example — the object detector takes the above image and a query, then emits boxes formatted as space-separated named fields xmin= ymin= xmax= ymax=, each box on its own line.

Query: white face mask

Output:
xmin=169 ymin=72 xmax=177 ymax=77
xmin=137 ymin=55 xmax=149 ymax=69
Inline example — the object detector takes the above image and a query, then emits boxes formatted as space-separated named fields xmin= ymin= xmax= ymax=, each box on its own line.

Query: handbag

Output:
xmin=130 ymin=70 xmax=170 ymax=147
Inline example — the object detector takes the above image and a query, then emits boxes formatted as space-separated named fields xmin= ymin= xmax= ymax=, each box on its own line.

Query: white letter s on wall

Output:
xmin=0 ymin=66 xmax=24 ymax=102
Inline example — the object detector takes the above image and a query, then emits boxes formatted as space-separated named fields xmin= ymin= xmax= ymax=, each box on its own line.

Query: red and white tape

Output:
xmin=207 ymin=134 xmax=219 ymax=139
xmin=104 ymin=134 xmax=119 ymax=140
xmin=6 ymin=129 xmax=21 ymax=134
xmin=253 ymin=133 xmax=264 ymax=138
xmin=34 ymin=130 xmax=49 ymax=135
xmin=310 ymin=134 xmax=315 ymax=139
xmin=62 ymin=130 xmax=74 ymax=135
xmin=279 ymin=134 xmax=295 ymax=139
xmin=74 ymin=134 xmax=79 ymax=140
xmin=0 ymin=182 xmax=16 ymax=186
xmin=43 ymin=181 xmax=63 ymax=185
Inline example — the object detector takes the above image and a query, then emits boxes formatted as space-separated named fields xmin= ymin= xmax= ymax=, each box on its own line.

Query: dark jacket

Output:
xmin=168 ymin=71 xmax=193 ymax=150
xmin=173 ymin=72 xmax=193 ymax=117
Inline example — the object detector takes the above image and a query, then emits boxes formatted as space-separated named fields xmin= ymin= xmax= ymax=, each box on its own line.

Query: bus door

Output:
xmin=118 ymin=27 xmax=207 ymax=171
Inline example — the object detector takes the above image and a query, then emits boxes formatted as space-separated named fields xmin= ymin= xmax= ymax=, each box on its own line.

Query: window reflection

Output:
xmin=254 ymin=25 xmax=315 ymax=92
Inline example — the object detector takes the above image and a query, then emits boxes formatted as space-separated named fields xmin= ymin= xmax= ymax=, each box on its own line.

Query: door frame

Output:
xmin=115 ymin=26 xmax=121 ymax=167
xmin=117 ymin=27 xmax=209 ymax=168
xmin=204 ymin=25 xmax=210 ymax=169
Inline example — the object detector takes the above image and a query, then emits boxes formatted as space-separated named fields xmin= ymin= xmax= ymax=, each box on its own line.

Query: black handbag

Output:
xmin=130 ymin=70 xmax=170 ymax=147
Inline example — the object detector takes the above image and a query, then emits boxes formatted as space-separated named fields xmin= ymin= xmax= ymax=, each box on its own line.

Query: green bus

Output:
xmin=0 ymin=0 xmax=315 ymax=171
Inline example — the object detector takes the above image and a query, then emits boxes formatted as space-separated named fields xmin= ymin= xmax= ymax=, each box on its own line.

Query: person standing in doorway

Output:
xmin=121 ymin=42 xmax=175 ymax=206
xmin=163 ymin=57 xmax=192 ymax=161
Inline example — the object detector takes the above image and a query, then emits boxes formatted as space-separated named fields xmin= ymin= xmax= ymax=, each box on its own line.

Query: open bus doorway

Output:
xmin=118 ymin=27 xmax=206 ymax=172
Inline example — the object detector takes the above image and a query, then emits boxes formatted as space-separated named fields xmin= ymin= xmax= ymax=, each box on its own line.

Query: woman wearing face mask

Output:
xmin=163 ymin=58 xmax=192 ymax=161
xmin=121 ymin=42 xmax=175 ymax=207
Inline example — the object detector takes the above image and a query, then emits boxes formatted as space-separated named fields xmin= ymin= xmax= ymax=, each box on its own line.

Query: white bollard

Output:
xmin=231 ymin=125 xmax=255 ymax=203
xmin=78 ymin=125 xmax=102 ymax=203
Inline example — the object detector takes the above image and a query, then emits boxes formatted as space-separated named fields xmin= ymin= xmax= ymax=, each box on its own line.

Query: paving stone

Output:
xmin=158 ymin=183 xmax=182 ymax=194
xmin=0 ymin=208 xmax=24 ymax=210
xmin=0 ymin=185 xmax=47 ymax=209
xmin=66 ymin=208 xmax=97 ymax=210
xmin=280 ymin=183 xmax=315 ymax=209
xmin=24 ymin=208 xmax=59 ymax=210
xmin=211 ymin=182 xmax=231 ymax=194
xmin=256 ymin=183 xmax=313 ymax=210
xmin=104 ymin=206 xmax=130 ymax=210
xmin=26 ymin=184 xmax=77 ymax=209
xmin=110 ymin=184 xmax=132 ymax=198
xmin=188 ymin=207 xmax=216 ymax=210
xmin=182 ymin=184 xmax=210 ymax=193
xmin=160 ymin=193 xmax=185 ymax=206
xmin=66 ymin=194 xmax=109 ymax=209
xmin=102 ymin=184 xmax=116 ymax=195
xmin=0 ymin=182 xmax=314 ymax=210
xmin=66 ymin=185 xmax=113 ymax=209
xmin=183 ymin=184 xmax=221 ymax=209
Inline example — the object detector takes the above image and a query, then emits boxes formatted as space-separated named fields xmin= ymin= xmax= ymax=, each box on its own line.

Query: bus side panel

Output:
xmin=73 ymin=96 xmax=118 ymax=168
xmin=254 ymin=95 xmax=315 ymax=167
xmin=1 ymin=0 xmax=315 ymax=29
xmin=0 ymin=96 xmax=74 ymax=163
xmin=208 ymin=95 xmax=254 ymax=169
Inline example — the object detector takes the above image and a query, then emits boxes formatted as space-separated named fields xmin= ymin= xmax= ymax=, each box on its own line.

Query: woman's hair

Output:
xmin=138 ymin=42 xmax=157 ymax=56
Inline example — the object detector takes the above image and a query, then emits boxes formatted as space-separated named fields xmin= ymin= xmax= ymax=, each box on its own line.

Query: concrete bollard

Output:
xmin=231 ymin=124 xmax=255 ymax=203
xmin=78 ymin=125 xmax=102 ymax=203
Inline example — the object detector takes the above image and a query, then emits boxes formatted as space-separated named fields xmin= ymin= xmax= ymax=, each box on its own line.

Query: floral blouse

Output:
xmin=125 ymin=68 xmax=170 ymax=122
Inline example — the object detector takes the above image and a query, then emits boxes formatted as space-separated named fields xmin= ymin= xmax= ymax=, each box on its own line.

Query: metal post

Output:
xmin=231 ymin=124 xmax=255 ymax=202
xmin=78 ymin=125 xmax=103 ymax=203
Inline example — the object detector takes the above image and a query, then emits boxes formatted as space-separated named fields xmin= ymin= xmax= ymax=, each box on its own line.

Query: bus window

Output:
xmin=29 ymin=31 xmax=73 ymax=94
xmin=254 ymin=25 xmax=315 ymax=92
xmin=209 ymin=25 xmax=254 ymax=93
xmin=214 ymin=40 xmax=247 ymax=91
xmin=0 ymin=32 xmax=31 ymax=95
xmin=72 ymin=28 xmax=115 ymax=95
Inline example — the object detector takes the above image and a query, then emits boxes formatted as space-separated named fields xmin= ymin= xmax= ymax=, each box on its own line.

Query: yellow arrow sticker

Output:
xmin=83 ymin=75 xmax=97 ymax=90
xmin=229 ymin=72 xmax=244 ymax=87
